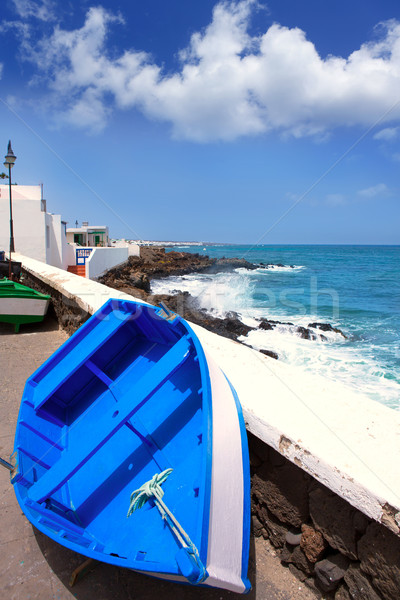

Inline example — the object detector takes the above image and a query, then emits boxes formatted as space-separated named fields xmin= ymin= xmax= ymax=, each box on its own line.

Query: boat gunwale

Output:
xmin=0 ymin=278 xmax=51 ymax=301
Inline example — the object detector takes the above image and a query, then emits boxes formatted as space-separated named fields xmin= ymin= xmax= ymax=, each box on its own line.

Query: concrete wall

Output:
xmin=63 ymin=242 xmax=76 ymax=269
xmin=129 ymin=244 xmax=140 ymax=257
xmin=85 ymin=246 xmax=129 ymax=279
xmin=44 ymin=213 xmax=66 ymax=269
xmin=112 ymin=240 xmax=140 ymax=257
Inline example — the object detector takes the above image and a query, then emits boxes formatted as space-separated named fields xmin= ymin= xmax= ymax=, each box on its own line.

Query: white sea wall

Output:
xmin=112 ymin=239 xmax=140 ymax=256
xmin=85 ymin=246 xmax=130 ymax=279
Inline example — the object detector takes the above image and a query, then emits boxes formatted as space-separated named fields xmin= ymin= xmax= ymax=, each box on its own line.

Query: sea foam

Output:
xmin=152 ymin=250 xmax=400 ymax=410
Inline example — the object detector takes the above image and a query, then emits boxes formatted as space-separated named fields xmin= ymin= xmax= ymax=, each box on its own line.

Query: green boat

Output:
xmin=0 ymin=279 xmax=50 ymax=333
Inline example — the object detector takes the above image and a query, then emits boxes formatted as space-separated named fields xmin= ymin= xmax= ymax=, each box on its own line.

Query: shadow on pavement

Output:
xmin=33 ymin=527 xmax=257 ymax=600
xmin=0 ymin=315 xmax=60 ymax=336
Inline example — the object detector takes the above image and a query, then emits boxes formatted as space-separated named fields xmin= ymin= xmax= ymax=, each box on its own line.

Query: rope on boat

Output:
xmin=127 ymin=468 xmax=207 ymax=584
xmin=0 ymin=456 xmax=14 ymax=472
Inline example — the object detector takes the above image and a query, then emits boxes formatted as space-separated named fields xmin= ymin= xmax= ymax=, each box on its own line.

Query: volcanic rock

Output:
xmin=344 ymin=564 xmax=381 ymax=600
xmin=309 ymin=485 xmax=366 ymax=559
xmin=252 ymin=450 xmax=310 ymax=527
xmin=308 ymin=322 xmax=347 ymax=338
xmin=314 ymin=554 xmax=350 ymax=592
xmin=300 ymin=523 xmax=328 ymax=562
xmin=259 ymin=349 xmax=279 ymax=360
xmin=358 ymin=521 xmax=400 ymax=600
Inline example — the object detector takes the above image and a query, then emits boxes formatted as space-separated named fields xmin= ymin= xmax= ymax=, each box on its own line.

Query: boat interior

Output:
xmin=14 ymin=301 xmax=209 ymax=571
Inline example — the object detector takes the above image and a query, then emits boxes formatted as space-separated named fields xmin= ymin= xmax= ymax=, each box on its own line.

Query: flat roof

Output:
xmin=67 ymin=227 xmax=108 ymax=233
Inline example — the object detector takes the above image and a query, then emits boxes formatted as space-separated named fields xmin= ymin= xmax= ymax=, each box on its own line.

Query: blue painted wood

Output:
xmin=11 ymin=298 xmax=250 ymax=592
xmin=29 ymin=308 xmax=133 ymax=410
xmin=30 ymin=336 xmax=191 ymax=503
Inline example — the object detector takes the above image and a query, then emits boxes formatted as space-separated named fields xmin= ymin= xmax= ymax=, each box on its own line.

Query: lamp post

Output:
xmin=4 ymin=141 xmax=16 ymax=278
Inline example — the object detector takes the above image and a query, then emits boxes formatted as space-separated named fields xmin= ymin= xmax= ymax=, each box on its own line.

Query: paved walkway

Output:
xmin=0 ymin=317 xmax=317 ymax=600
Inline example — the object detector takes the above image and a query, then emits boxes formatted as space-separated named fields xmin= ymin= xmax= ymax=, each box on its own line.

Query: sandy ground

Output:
xmin=0 ymin=316 xmax=318 ymax=600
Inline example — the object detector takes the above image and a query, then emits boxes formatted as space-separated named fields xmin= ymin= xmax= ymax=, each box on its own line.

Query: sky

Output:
xmin=0 ymin=0 xmax=400 ymax=244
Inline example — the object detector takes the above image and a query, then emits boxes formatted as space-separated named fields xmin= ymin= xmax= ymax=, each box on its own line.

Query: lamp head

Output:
xmin=4 ymin=140 xmax=16 ymax=169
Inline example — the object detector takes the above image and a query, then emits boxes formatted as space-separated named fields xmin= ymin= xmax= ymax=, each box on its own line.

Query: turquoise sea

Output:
xmin=152 ymin=245 xmax=400 ymax=410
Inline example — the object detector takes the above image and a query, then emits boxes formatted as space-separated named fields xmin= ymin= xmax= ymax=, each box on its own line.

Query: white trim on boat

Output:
xmin=203 ymin=351 xmax=246 ymax=594
xmin=0 ymin=297 xmax=49 ymax=316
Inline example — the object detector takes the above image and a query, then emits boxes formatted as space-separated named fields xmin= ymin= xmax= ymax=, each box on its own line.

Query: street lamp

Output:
xmin=4 ymin=141 xmax=17 ymax=273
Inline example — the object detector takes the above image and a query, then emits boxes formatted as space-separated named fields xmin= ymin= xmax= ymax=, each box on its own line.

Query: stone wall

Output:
xmin=21 ymin=270 xmax=89 ymax=335
xmin=249 ymin=432 xmax=400 ymax=599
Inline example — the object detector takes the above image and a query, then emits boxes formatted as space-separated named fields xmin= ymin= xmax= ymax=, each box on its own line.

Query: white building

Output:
xmin=0 ymin=184 xmax=70 ymax=269
xmin=1 ymin=184 xmax=140 ymax=279
xmin=66 ymin=223 xmax=110 ymax=247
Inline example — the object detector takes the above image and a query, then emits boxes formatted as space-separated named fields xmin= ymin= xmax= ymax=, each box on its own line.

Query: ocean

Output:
xmin=151 ymin=245 xmax=400 ymax=410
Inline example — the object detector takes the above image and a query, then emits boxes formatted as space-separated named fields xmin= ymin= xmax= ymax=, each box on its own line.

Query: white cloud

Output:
xmin=9 ymin=1 xmax=400 ymax=140
xmin=357 ymin=183 xmax=389 ymax=198
xmin=12 ymin=0 xmax=56 ymax=22
xmin=326 ymin=193 xmax=346 ymax=206
xmin=373 ymin=127 xmax=400 ymax=141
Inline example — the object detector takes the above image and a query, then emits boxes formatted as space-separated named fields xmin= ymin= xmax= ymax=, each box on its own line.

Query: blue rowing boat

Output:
xmin=11 ymin=299 xmax=251 ymax=592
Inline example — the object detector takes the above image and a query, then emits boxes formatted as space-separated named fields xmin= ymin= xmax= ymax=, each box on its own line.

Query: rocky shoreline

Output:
xmin=98 ymin=246 xmax=345 ymax=358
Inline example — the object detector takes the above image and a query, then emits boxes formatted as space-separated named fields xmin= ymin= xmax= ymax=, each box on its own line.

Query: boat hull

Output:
xmin=0 ymin=279 xmax=50 ymax=332
xmin=11 ymin=299 xmax=250 ymax=592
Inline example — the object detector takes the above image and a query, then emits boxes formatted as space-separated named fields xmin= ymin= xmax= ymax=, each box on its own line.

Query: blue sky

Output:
xmin=1 ymin=0 xmax=400 ymax=243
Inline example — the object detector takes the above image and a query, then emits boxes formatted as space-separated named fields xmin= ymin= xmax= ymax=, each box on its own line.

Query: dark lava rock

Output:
xmin=288 ymin=563 xmax=308 ymax=583
xmin=257 ymin=318 xmax=336 ymax=343
xmin=128 ymin=272 xmax=151 ymax=292
xmin=99 ymin=246 xmax=256 ymax=288
xmin=259 ymin=349 xmax=279 ymax=360
xmin=290 ymin=546 xmax=315 ymax=577
xmin=308 ymin=322 xmax=347 ymax=338
xmin=314 ymin=554 xmax=350 ymax=593
xmin=358 ymin=521 xmax=400 ymax=600
xmin=296 ymin=326 xmax=319 ymax=341
xmin=281 ymin=545 xmax=314 ymax=577
xmin=255 ymin=504 xmax=289 ymax=549
xmin=251 ymin=515 xmax=264 ymax=537
xmin=259 ymin=320 xmax=275 ymax=331
xmin=344 ymin=564 xmax=381 ymax=600
xmin=335 ymin=585 xmax=352 ymax=600
xmin=258 ymin=318 xmax=294 ymax=329
xmin=252 ymin=451 xmax=311 ymax=528
xmin=210 ymin=257 xmax=257 ymax=272
xmin=310 ymin=485 xmax=365 ymax=560
xmin=150 ymin=293 xmax=254 ymax=342
xmin=98 ymin=246 xmax=260 ymax=343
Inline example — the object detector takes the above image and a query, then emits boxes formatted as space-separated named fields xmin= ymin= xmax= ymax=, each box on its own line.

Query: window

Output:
xmin=46 ymin=225 xmax=50 ymax=249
